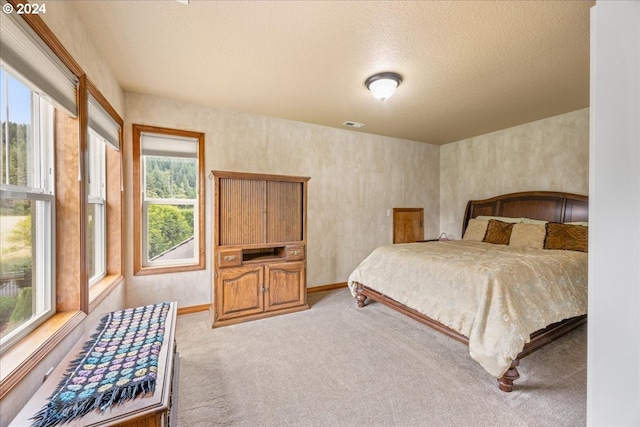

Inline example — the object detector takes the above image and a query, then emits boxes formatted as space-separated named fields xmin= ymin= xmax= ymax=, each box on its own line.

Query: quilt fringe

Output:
xmin=29 ymin=379 xmax=156 ymax=427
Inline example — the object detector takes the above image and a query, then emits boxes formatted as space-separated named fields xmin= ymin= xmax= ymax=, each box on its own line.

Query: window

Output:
xmin=0 ymin=68 xmax=55 ymax=349
xmin=133 ymin=125 xmax=205 ymax=274
xmin=1 ymin=6 xmax=80 ymax=356
xmin=86 ymin=89 xmax=121 ymax=289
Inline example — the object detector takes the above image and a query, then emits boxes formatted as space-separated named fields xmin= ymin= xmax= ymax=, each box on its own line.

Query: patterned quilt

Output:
xmin=347 ymin=241 xmax=587 ymax=378
xmin=30 ymin=302 xmax=171 ymax=427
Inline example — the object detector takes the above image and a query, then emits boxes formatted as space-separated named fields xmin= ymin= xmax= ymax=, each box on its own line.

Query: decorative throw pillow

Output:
xmin=462 ymin=219 xmax=489 ymax=241
xmin=509 ymin=223 xmax=546 ymax=249
xmin=483 ymin=219 xmax=514 ymax=245
xmin=544 ymin=222 xmax=588 ymax=252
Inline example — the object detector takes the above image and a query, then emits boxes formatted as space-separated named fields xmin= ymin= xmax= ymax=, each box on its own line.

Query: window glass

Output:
xmin=0 ymin=68 xmax=54 ymax=349
xmin=143 ymin=153 xmax=197 ymax=264
xmin=1 ymin=69 xmax=32 ymax=187
xmin=87 ymin=130 xmax=106 ymax=284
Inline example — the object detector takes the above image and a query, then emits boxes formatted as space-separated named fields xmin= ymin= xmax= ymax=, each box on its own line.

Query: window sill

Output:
xmin=134 ymin=262 xmax=205 ymax=276
xmin=88 ymin=273 xmax=124 ymax=312
xmin=0 ymin=274 xmax=123 ymax=399
xmin=0 ymin=310 xmax=85 ymax=399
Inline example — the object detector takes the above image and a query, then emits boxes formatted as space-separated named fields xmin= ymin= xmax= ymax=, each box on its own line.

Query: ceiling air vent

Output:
xmin=342 ymin=121 xmax=365 ymax=128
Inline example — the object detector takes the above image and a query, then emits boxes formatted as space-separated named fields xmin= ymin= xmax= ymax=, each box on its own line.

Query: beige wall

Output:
xmin=439 ymin=108 xmax=589 ymax=238
xmin=123 ymin=92 xmax=440 ymax=308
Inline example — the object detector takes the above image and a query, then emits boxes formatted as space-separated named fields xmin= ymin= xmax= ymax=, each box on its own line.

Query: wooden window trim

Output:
xmin=132 ymin=124 xmax=206 ymax=276
xmin=55 ymin=105 xmax=86 ymax=313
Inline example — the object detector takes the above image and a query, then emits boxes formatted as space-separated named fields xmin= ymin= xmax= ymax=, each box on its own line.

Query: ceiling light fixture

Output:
xmin=365 ymin=72 xmax=402 ymax=101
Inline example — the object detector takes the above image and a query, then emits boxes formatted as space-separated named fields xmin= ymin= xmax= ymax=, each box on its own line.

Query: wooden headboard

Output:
xmin=461 ymin=191 xmax=588 ymax=237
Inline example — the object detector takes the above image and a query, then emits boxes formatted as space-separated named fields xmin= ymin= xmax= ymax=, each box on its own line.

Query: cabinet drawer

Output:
xmin=218 ymin=249 xmax=242 ymax=267
xmin=285 ymin=246 xmax=305 ymax=261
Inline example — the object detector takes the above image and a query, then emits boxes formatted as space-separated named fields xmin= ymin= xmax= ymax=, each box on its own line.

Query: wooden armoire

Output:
xmin=210 ymin=171 xmax=310 ymax=327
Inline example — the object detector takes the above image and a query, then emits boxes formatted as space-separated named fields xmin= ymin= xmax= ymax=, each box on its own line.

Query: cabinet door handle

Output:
xmin=290 ymin=250 xmax=300 ymax=256
xmin=223 ymin=255 xmax=237 ymax=261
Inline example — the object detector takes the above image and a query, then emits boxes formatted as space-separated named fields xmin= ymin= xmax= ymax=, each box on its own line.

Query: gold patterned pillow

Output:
xmin=544 ymin=223 xmax=588 ymax=252
xmin=509 ymin=223 xmax=546 ymax=249
xmin=463 ymin=219 xmax=489 ymax=241
xmin=483 ymin=219 xmax=514 ymax=245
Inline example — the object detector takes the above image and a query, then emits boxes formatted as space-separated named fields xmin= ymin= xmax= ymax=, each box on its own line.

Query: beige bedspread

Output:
xmin=347 ymin=241 xmax=588 ymax=378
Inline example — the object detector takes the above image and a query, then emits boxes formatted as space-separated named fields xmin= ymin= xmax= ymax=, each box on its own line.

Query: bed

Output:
xmin=348 ymin=191 xmax=588 ymax=392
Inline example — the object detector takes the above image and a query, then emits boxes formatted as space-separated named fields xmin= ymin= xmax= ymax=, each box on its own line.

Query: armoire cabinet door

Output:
xmin=216 ymin=265 xmax=264 ymax=321
xmin=218 ymin=178 xmax=266 ymax=245
xmin=264 ymin=261 xmax=306 ymax=312
xmin=266 ymin=180 xmax=304 ymax=243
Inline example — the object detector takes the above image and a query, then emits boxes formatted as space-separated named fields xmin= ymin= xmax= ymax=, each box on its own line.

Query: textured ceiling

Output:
xmin=68 ymin=0 xmax=593 ymax=145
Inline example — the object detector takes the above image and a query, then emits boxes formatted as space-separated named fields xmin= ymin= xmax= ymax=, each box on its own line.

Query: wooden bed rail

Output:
xmin=354 ymin=281 xmax=587 ymax=392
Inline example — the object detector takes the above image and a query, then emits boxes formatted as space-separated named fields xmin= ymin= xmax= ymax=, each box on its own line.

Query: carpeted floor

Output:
xmin=175 ymin=288 xmax=586 ymax=427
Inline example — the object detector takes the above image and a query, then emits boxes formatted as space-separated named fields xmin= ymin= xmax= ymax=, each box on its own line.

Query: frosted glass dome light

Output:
xmin=365 ymin=72 xmax=402 ymax=101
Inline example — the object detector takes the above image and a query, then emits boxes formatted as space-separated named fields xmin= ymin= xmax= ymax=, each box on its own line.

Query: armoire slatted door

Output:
xmin=210 ymin=171 xmax=309 ymax=327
